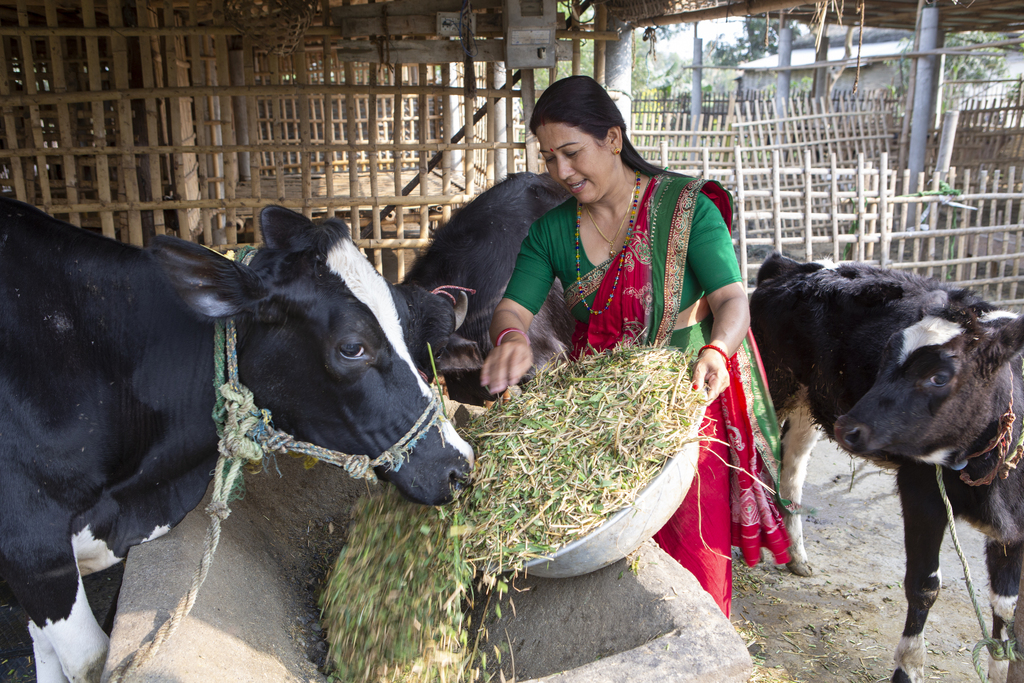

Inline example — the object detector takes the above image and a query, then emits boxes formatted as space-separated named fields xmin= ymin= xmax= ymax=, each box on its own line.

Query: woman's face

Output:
xmin=536 ymin=122 xmax=623 ymax=206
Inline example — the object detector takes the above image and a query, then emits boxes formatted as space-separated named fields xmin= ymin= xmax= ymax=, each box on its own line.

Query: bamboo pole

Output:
xmin=110 ymin=0 xmax=144 ymax=245
xmin=344 ymin=57 xmax=360 ymax=233
xmin=803 ymin=148 xmax=812 ymax=260
xmin=214 ymin=0 xmax=238 ymax=244
xmin=419 ymin=63 xmax=430 ymax=240
xmin=243 ymin=34 xmax=262 ymax=241
xmin=188 ymin=0 xmax=214 ymax=245
xmin=442 ymin=63 xmax=452 ymax=222
xmin=734 ymin=146 xmax=748 ymax=289
xmin=393 ymin=62 xmax=405 ymax=280
xmin=17 ymin=0 xmax=52 ymax=210
xmin=137 ymin=0 xmax=166 ymax=237
xmin=83 ymin=0 xmax=116 ymax=239
xmin=879 ymin=151 xmax=890 ymax=265
xmin=368 ymin=62 xmax=381 ymax=271
xmin=44 ymin=0 xmax=80 ymax=225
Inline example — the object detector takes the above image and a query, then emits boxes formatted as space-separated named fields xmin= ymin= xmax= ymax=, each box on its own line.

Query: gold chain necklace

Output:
xmin=584 ymin=202 xmax=629 ymax=260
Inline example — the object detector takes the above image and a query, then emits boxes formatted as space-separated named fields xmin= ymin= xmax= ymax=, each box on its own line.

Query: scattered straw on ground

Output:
xmin=321 ymin=346 xmax=706 ymax=683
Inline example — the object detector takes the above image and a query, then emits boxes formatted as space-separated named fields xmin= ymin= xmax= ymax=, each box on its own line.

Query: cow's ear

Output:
xmin=259 ymin=206 xmax=313 ymax=251
xmin=150 ymin=236 xmax=267 ymax=319
xmin=436 ymin=334 xmax=484 ymax=373
xmin=990 ymin=316 xmax=1024 ymax=366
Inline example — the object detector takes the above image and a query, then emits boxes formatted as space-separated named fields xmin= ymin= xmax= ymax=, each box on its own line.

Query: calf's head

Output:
xmin=150 ymin=206 xmax=474 ymax=505
xmin=834 ymin=308 xmax=1024 ymax=469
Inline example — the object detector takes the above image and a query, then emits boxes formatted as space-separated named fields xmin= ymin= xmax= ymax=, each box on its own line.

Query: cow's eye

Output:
xmin=338 ymin=343 xmax=365 ymax=360
xmin=926 ymin=373 xmax=950 ymax=388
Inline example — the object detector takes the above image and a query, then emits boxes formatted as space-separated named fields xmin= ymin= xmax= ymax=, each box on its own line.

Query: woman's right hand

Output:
xmin=480 ymin=333 xmax=534 ymax=396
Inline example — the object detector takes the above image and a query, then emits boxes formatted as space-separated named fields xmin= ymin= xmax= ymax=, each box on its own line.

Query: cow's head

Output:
xmin=149 ymin=206 xmax=474 ymax=505
xmin=834 ymin=302 xmax=1024 ymax=469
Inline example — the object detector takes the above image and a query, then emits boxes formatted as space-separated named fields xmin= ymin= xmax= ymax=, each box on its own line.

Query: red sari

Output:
xmin=566 ymin=174 xmax=790 ymax=617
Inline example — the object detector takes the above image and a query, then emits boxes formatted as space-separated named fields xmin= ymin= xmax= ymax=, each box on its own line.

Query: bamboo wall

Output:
xmin=653 ymin=146 xmax=1024 ymax=309
xmin=0 ymin=0 xmax=526 ymax=280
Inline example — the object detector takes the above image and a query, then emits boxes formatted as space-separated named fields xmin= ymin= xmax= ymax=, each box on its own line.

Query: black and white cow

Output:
xmin=0 ymin=197 xmax=475 ymax=683
xmin=402 ymin=172 xmax=574 ymax=405
xmin=750 ymin=252 xmax=1024 ymax=683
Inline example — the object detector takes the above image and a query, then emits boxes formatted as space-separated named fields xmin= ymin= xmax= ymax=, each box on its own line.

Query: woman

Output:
xmin=479 ymin=76 xmax=790 ymax=617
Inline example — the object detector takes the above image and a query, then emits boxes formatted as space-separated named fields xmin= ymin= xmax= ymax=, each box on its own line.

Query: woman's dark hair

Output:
xmin=529 ymin=75 xmax=670 ymax=178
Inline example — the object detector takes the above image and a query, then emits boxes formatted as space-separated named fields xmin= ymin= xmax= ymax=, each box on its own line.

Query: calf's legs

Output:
xmin=985 ymin=540 xmax=1022 ymax=683
xmin=779 ymin=398 xmax=820 ymax=577
xmin=893 ymin=475 xmax=946 ymax=683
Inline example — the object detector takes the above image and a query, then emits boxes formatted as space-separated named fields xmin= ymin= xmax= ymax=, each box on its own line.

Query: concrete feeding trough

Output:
xmin=101 ymin=409 xmax=749 ymax=683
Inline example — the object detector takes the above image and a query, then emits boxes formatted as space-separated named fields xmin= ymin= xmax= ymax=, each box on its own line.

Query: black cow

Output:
xmin=402 ymin=172 xmax=574 ymax=405
xmin=750 ymin=253 xmax=1024 ymax=683
xmin=0 ymin=198 xmax=475 ymax=683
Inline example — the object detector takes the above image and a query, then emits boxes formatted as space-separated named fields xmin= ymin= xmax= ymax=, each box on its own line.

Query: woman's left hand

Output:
xmin=692 ymin=347 xmax=730 ymax=402
xmin=693 ymin=282 xmax=749 ymax=402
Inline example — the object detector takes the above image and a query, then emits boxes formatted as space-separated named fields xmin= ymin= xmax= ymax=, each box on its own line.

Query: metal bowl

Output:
xmin=522 ymin=412 xmax=704 ymax=578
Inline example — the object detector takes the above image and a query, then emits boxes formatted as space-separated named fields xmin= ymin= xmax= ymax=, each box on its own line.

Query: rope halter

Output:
xmin=213 ymin=246 xmax=450 ymax=485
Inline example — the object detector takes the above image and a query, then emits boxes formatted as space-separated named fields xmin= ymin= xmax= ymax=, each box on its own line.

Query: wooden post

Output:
xmin=776 ymin=17 xmax=791 ymax=119
xmin=594 ymin=5 xmax=606 ymax=85
xmin=907 ymin=4 xmax=940 ymax=196
xmin=44 ymin=0 xmax=81 ymax=226
xmin=934 ymin=109 xmax=959 ymax=180
xmin=690 ymin=26 xmax=702 ymax=156
xmin=522 ymin=69 xmax=539 ymax=173
xmin=83 ymin=0 xmax=116 ymax=239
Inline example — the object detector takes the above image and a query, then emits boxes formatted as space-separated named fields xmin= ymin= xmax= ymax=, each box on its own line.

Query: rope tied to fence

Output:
xmin=108 ymin=246 xmax=448 ymax=681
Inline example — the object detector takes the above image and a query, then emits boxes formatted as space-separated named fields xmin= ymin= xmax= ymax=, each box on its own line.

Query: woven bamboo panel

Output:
xmin=0 ymin=0 xmax=527 ymax=282
xmin=643 ymin=144 xmax=1024 ymax=310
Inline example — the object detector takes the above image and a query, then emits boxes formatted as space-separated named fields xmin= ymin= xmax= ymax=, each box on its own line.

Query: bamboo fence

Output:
xmin=2 ymin=1 xmax=1021 ymax=298
xmin=651 ymin=145 xmax=1024 ymax=308
xmin=0 ymin=0 xmax=532 ymax=280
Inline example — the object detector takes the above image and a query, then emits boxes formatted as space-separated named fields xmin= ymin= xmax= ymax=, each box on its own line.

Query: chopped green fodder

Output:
xmin=321 ymin=346 xmax=705 ymax=682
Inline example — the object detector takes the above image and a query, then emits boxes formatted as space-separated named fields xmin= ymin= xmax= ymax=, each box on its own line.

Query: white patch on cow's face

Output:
xmin=893 ymin=633 xmax=926 ymax=682
xmin=325 ymin=238 xmax=474 ymax=463
xmin=72 ymin=526 xmax=121 ymax=575
xmin=980 ymin=310 xmax=1018 ymax=324
xmin=899 ymin=316 xmax=963 ymax=364
xmin=326 ymin=238 xmax=430 ymax=398
xmin=30 ymin=578 xmax=108 ymax=683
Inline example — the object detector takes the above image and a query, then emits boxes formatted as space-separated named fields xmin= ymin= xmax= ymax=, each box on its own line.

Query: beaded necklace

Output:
xmin=574 ymin=169 xmax=642 ymax=315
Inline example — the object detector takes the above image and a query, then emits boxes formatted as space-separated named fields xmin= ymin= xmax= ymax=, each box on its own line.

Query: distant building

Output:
xmin=736 ymin=27 xmax=912 ymax=94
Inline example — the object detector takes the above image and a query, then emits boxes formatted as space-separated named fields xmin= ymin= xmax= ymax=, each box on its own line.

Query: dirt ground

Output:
xmin=731 ymin=439 xmax=995 ymax=683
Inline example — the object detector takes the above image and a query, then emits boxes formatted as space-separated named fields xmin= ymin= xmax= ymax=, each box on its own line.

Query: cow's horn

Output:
xmin=454 ymin=290 xmax=469 ymax=331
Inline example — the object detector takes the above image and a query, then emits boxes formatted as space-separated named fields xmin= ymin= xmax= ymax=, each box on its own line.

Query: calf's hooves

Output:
xmin=786 ymin=559 xmax=813 ymax=577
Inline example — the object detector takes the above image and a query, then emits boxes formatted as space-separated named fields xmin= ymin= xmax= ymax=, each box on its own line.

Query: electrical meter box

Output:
xmin=503 ymin=0 xmax=557 ymax=69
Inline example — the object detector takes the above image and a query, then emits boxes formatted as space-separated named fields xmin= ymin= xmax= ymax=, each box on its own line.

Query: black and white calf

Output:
xmin=0 ymin=198 xmax=474 ymax=683
xmin=402 ymin=172 xmax=574 ymax=405
xmin=750 ymin=253 xmax=1024 ymax=683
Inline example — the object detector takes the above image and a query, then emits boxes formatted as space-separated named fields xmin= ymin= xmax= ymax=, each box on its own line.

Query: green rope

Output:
xmin=935 ymin=465 xmax=1020 ymax=681
xmin=898 ymin=180 xmax=963 ymax=199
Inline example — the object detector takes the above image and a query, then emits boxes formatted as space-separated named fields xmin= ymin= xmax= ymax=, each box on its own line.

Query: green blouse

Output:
xmin=504 ymin=190 xmax=741 ymax=323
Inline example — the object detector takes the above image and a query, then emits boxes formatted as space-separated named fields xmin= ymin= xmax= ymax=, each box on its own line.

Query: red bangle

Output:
xmin=699 ymin=344 xmax=730 ymax=368
xmin=496 ymin=327 xmax=530 ymax=347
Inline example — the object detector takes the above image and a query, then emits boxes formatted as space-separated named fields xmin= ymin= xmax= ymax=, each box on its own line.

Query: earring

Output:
xmin=613 ymin=148 xmax=621 ymax=155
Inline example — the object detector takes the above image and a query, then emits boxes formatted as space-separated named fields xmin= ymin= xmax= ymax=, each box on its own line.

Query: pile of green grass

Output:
xmin=320 ymin=346 xmax=704 ymax=682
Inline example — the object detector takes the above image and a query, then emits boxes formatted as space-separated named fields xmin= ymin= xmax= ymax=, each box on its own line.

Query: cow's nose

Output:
xmin=450 ymin=466 xmax=472 ymax=491
xmin=835 ymin=415 xmax=870 ymax=453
